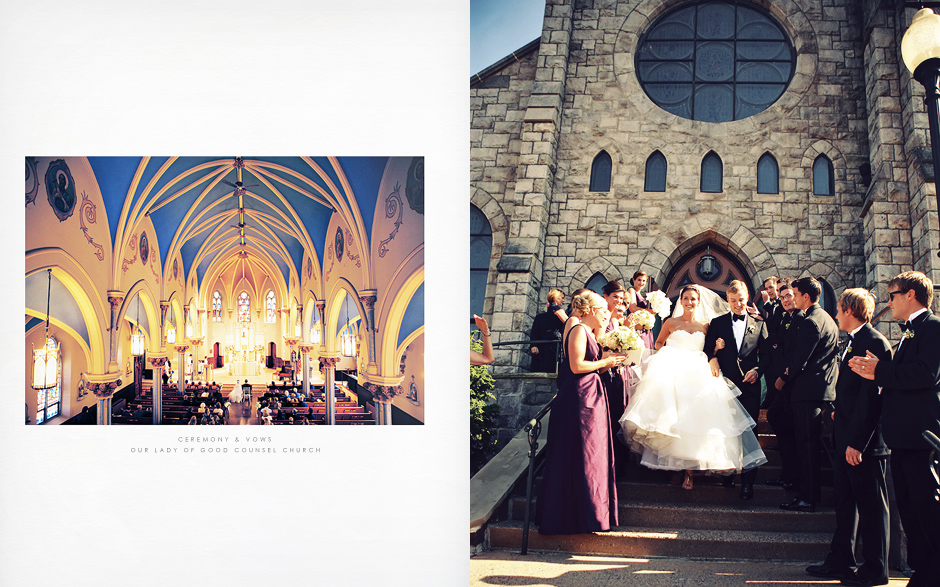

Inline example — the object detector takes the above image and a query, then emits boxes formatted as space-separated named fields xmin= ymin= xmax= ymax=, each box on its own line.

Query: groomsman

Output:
xmin=776 ymin=277 xmax=840 ymax=512
xmin=766 ymin=280 xmax=803 ymax=490
xmin=705 ymin=280 xmax=771 ymax=500
xmin=762 ymin=276 xmax=786 ymax=409
xmin=850 ymin=271 xmax=940 ymax=587
xmin=806 ymin=288 xmax=891 ymax=586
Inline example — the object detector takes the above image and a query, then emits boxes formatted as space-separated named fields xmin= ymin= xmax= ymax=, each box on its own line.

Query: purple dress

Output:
xmin=537 ymin=324 xmax=618 ymax=535
xmin=632 ymin=290 xmax=656 ymax=351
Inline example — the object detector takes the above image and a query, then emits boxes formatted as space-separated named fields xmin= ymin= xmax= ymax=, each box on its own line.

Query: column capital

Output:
xmin=159 ymin=301 xmax=170 ymax=312
xmin=174 ymin=344 xmax=190 ymax=354
xmin=150 ymin=356 xmax=169 ymax=368
xmin=298 ymin=344 xmax=316 ymax=354
xmin=359 ymin=291 xmax=377 ymax=310
xmin=107 ymin=291 xmax=125 ymax=309
xmin=315 ymin=299 xmax=326 ymax=312
xmin=318 ymin=356 xmax=341 ymax=372
xmin=84 ymin=372 xmax=123 ymax=398
xmin=363 ymin=382 xmax=403 ymax=402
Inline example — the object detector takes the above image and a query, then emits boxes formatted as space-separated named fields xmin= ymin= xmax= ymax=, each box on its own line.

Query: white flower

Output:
xmin=646 ymin=290 xmax=672 ymax=319
xmin=598 ymin=326 xmax=646 ymax=353
xmin=627 ymin=310 xmax=655 ymax=330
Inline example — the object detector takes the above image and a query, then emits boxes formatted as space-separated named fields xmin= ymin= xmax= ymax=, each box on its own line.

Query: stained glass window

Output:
xmin=813 ymin=155 xmax=834 ymax=196
xmin=36 ymin=336 xmax=61 ymax=424
xmin=470 ymin=205 xmax=492 ymax=319
xmin=636 ymin=1 xmax=795 ymax=122
xmin=645 ymin=151 xmax=667 ymax=192
xmin=589 ymin=151 xmax=612 ymax=192
xmin=266 ymin=291 xmax=276 ymax=323
xmin=212 ymin=291 xmax=221 ymax=322
xmin=238 ymin=292 xmax=250 ymax=322
xmin=757 ymin=152 xmax=779 ymax=194
xmin=701 ymin=151 xmax=723 ymax=193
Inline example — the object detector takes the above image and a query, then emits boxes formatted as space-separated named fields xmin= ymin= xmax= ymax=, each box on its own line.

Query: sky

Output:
xmin=470 ymin=0 xmax=545 ymax=76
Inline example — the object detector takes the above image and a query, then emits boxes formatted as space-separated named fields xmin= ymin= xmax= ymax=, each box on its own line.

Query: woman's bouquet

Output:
xmin=626 ymin=310 xmax=655 ymax=331
xmin=598 ymin=326 xmax=646 ymax=353
xmin=646 ymin=290 xmax=672 ymax=318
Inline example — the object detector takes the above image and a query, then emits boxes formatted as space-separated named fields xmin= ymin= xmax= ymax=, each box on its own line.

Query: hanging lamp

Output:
xmin=131 ymin=295 xmax=145 ymax=356
xmin=340 ymin=296 xmax=354 ymax=357
xmin=32 ymin=269 xmax=59 ymax=390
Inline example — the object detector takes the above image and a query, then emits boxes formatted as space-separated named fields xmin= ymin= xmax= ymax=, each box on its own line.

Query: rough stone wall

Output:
xmin=542 ymin=0 xmax=870 ymax=303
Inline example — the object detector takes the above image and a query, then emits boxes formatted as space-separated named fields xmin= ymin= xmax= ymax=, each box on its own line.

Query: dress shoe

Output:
xmin=805 ymin=563 xmax=850 ymax=579
xmin=781 ymin=499 xmax=815 ymax=512
xmin=721 ymin=475 xmax=735 ymax=488
xmin=739 ymin=484 xmax=753 ymax=500
xmin=840 ymin=571 xmax=889 ymax=586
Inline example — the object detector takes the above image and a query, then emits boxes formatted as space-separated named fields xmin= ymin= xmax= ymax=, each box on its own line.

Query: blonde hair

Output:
xmin=839 ymin=288 xmax=875 ymax=323
xmin=726 ymin=280 xmax=747 ymax=296
xmin=571 ymin=291 xmax=605 ymax=317
xmin=547 ymin=288 xmax=564 ymax=305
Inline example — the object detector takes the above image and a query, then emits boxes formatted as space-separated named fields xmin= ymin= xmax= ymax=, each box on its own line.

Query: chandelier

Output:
xmin=340 ymin=297 xmax=355 ymax=357
xmin=32 ymin=269 xmax=59 ymax=390
xmin=131 ymin=295 xmax=145 ymax=356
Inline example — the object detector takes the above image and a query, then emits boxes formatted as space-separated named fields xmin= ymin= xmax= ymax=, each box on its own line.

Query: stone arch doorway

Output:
xmin=663 ymin=243 xmax=755 ymax=301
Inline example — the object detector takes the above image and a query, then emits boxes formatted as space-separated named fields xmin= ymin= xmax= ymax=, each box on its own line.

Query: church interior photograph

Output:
xmin=25 ymin=156 xmax=425 ymax=426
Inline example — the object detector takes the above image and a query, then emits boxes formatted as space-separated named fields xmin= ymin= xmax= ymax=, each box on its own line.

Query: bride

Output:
xmin=619 ymin=284 xmax=766 ymax=490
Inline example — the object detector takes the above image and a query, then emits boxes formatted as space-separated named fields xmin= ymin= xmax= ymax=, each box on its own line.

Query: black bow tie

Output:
xmin=733 ymin=313 xmax=746 ymax=322
xmin=901 ymin=322 xmax=911 ymax=332
xmin=847 ymin=333 xmax=854 ymax=340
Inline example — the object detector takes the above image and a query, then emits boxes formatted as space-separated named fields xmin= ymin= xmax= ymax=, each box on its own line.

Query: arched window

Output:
xmin=265 ymin=291 xmax=276 ymax=323
xmin=701 ymin=151 xmax=723 ymax=192
xmin=585 ymin=273 xmax=609 ymax=295
xmin=819 ymin=278 xmax=838 ymax=317
xmin=237 ymin=292 xmax=250 ymax=322
xmin=813 ymin=155 xmax=834 ymax=195
xmin=757 ymin=152 xmax=779 ymax=194
xmin=470 ymin=205 xmax=492 ymax=318
xmin=589 ymin=151 xmax=612 ymax=192
xmin=36 ymin=336 xmax=61 ymax=424
xmin=212 ymin=291 xmax=221 ymax=322
xmin=644 ymin=151 xmax=667 ymax=192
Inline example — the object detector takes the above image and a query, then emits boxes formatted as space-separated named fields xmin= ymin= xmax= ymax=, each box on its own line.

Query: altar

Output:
xmin=231 ymin=361 xmax=259 ymax=377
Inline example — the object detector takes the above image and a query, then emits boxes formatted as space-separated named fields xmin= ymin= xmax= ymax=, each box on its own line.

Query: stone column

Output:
xmin=175 ymin=344 xmax=190 ymax=392
xmin=280 ymin=308 xmax=291 ymax=338
xmin=491 ymin=0 xmax=574 ymax=373
xmin=159 ymin=301 xmax=170 ymax=346
xmin=298 ymin=344 xmax=315 ymax=397
xmin=189 ymin=337 xmax=205 ymax=381
xmin=363 ymin=378 xmax=403 ymax=425
xmin=319 ymin=355 xmax=341 ymax=425
xmin=296 ymin=304 xmax=304 ymax=339
xmin=359 ymin=290 xmax=378 ymax=368
xmin=314 ymin=300 xmax=326 ymax=345
xmin=149 ymin=355 xmax=168 ymax=425
xmin=106 ymin=292 xmax=124 ymax=372
xmin=86 ymin=373 xmax=122 ymax=425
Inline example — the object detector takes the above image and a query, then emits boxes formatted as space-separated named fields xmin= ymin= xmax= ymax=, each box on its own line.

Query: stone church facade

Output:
xmin=471 ymin=0 xmax=940 ymax=443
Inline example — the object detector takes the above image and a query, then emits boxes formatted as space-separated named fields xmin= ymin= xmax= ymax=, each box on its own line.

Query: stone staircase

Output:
xmin=485 ymin=411 xmax=837 ymax=561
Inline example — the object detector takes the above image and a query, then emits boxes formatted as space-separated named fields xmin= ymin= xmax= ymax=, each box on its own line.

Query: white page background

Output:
xmin=1 ymin=1 xmax=469 ymax=585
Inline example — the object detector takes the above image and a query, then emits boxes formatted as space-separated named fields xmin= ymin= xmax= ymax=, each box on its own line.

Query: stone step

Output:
xmin=488 ymin=521 xmax=830 ymax=561
xmin=615 ymin=479 xmax=834 ymax=508
xmin=510 ymin=497 xmax=835 ymax=534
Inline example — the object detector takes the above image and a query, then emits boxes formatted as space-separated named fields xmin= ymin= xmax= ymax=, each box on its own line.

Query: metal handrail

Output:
xmin=520 ymin=399 xmax=554 ymax=555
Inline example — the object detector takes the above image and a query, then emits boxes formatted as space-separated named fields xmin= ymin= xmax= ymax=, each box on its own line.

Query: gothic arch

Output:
xmin=801 ymin=140 xmax=846 ymax=191
xmin=799 ymin=262 xmax=847 ymax=296
xmin=567 ymin=257 xmax=626 ymax=295
xmin=636 ymin=217 xmax=779 ymax=293
xmin=470 ymin=187 xmax=509 ymax=319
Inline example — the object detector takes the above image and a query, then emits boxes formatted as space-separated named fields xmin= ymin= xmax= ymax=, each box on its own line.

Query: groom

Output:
xmin=705 ymin=279 xmax=771 ymax=500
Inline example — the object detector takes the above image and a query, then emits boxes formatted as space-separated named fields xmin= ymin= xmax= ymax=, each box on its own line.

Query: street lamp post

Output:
xmin=902 ymin=8 xmax=940 ymax=257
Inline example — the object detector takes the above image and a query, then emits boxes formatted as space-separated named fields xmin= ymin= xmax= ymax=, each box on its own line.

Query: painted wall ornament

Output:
xmin=122 ymin=233 xmax=138 ymax=273
xmin=26 ymin=157 xmax=39 ymax=206
xmin=406 ymin=157 xmax=424 ymax=214
xmin=139 ymin=232 xmax=150 ymax=265
xmin=344 ymin=228 xmax=360 ymax=268
xmin=306 ymin=258 xmax=312 ymax=279
xmin=379 ymin=183 xmax=404 ymax=258
xmin=44 ymin=159 xmax=77 ymax=221
xmin=79 ymin=192 xmax=105 ymax=261
xmin=335 ymin=227 xmax=344 ymax=261
xmin=173 ymin=258 xmax=179 ymax=281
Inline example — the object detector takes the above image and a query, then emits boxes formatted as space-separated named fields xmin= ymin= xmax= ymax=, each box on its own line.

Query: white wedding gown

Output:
xmin=619 ymin=329 xmax=766 ymax=472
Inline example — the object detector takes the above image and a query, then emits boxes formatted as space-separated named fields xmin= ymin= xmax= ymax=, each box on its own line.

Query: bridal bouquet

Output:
xmin=626 ymin=310 xmax=655 ymax=331
xmin=598 ymin=326 xmax=645 ymax=353
xmin=646 ymin=290 xmax=672 ymax=318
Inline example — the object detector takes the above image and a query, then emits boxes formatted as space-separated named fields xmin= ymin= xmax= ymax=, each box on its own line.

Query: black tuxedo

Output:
xmin=873 ymin=310 xmax=940 ymax=585
xmin=781 ymin=303 xmax=839 ymax=505
xmin=705 ymin=311 xmax=770 ymax=486
xmin=825 ymin=323 xmax=892 ymax=580
xmin=767 ymin=310 xmax=803 ymax=486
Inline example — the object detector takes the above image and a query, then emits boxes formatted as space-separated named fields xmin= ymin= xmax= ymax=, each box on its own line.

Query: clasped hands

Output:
xmin=601 ymin=351 xmax=627 ymax=371
xmin=710 ymin=338 xmax=757 ymax=382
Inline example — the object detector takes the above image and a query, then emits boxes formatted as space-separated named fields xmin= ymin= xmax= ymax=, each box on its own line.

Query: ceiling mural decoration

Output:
xmin=26 ymin=157 xmax=39 ymax=206
xmin=405 ymin=157 xmax=424 ymax=215
xmin=45 ymin=159 xmax=77 ymax=222
xmin=79 ymin=192 xmax=105 ymax=261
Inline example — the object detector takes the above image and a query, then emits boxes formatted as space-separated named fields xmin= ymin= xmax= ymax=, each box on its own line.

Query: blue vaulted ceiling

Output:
xmin=84 ymin=157 xmax=389 ymax=292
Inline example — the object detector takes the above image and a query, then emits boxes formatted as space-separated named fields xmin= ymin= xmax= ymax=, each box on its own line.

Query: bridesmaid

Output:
xmin=601 ymin=281 xmax=630 ymax=477
xmin=537 ymin=291 xmax=626 ymax=535
xmin=626 ymin=270 xmax=656 ymax=351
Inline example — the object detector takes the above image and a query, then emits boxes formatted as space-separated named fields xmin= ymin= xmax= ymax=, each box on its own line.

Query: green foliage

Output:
xmin=470 ymin=334 xmax=499 ymax=475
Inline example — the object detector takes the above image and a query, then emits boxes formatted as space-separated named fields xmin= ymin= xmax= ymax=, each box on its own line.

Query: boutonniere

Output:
xmin=845 ymin=345 xmax=852 ymax=355
xmin=903 ymin=329 xmax=915 ymax=340
xmin=746 ymin=325 xmax=755 ymax=335
xmin=785 ymin=322 xmax=791 ymax=329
